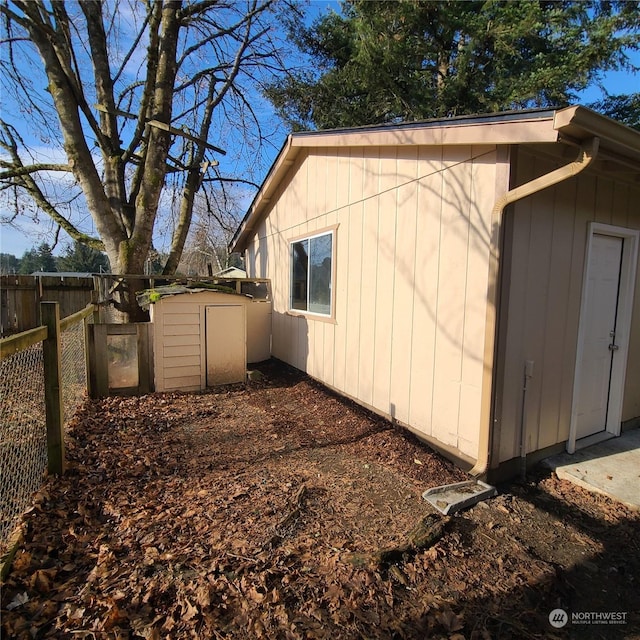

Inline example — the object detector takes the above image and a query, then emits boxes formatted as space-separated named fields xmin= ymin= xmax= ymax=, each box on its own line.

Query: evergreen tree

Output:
xmin=266 ymin=0 xmax=640 ymax=130
xmin=19 ymin=243 xmax=56 ymax=273
xmin=57 ymin=241 xmax=110 ymax=273
xmin=0 ymin=253 xmax=20 ymax=274
xmin=37 ymin=243 xmax=56 ymax=272
xmin=18 ymin=248 xmax=38 ymax=274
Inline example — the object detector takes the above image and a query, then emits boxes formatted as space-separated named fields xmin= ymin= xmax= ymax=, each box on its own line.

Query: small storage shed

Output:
xmin=231 ymin=106 xmax=640 ymax=481
xmin=146 ymin=284 xmax=271 ymax=392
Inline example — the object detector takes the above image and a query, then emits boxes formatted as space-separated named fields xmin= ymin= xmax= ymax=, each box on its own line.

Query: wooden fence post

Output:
xmin=41 ymin=301 xmax=65 ymax=475
xmin=90 ymin=289 xmax=100 ymax=324
xmin=85 ymin=291 xmax=99 ymax=399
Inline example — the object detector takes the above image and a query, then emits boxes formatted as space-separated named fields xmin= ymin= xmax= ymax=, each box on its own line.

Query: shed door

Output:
xmin=205 ymin=305 xmax=246 ymax=385
xmin=575 ymin=234 xmax=623 ymax=440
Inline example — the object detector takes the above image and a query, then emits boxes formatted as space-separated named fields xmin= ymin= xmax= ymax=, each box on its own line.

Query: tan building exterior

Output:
xmin=231 ymin=107 xmax=640 ymax=479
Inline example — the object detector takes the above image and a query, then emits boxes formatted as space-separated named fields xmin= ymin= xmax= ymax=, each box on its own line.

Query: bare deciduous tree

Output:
xmin=178 ymin=182 xmax=246 ymax=276
xmin=0 ymin=0 xmax=292 ymax=318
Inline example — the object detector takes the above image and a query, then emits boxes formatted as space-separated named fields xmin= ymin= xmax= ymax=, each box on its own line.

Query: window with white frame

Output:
xmin=290 ymin=230 xmax=333 ymax=316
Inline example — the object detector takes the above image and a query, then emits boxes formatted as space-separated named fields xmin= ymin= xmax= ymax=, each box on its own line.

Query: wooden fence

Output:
xmin=1 ymin=275 xmax=94 ymax=337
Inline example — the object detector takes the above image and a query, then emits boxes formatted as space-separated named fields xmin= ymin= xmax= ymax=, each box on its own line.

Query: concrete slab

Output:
xmin=543 ymin=429 xmax=640 ymax=510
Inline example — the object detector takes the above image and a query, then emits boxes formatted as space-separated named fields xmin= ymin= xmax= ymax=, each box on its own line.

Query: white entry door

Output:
xmin=575 ymin=234 xmax=623 ymax=440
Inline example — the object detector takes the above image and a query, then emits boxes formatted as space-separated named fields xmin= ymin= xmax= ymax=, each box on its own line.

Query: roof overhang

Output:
xmin=553 ymin=105 xmax=640 ymax=167
xmin=231 ymin=106 xmax=640 ymax=253
xmin=230 ymin=135 xmax=300 ymax=254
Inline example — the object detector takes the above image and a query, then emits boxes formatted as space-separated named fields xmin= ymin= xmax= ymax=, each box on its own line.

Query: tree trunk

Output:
xmin=1 ymin=0 xmax=284 ymax=322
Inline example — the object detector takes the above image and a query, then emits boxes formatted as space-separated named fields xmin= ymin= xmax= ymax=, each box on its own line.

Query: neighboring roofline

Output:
xmin=230 ymin=105 xmax=640 ymax=253
xmin=213 ymin=266 xmax=247 ymax=277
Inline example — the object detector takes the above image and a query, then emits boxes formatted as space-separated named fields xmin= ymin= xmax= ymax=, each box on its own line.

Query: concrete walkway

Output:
xmin=543 ymin=429 xmax=640 ymax=510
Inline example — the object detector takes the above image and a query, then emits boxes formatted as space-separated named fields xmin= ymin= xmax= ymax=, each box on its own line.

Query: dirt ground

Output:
xmin=2 ymin=360 xmax=639 ymax=639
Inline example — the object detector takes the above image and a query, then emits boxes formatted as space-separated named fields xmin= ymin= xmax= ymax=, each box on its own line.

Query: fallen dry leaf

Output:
xmin=1 ymin=361 xmax=639 ymax=640
xmin=437 ymin=608 xmax=464 ymax=633
xmin=6 ymin=592 xmax=28 ymax=611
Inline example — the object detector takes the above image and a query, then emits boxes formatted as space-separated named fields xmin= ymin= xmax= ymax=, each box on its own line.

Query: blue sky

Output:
xmin=1 ymin=0 xmax=638 ymax=259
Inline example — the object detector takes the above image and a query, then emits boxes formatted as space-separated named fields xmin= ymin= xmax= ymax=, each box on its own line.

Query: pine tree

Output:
xmin=266 ymin=0 xmax=640 ymax=130
xmin=19 ymin=243 xmax=56 ymax=273
xmin=57 ymin=242 xmax=110 ymax=273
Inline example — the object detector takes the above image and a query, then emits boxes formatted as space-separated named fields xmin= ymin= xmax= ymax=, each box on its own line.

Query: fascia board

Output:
xmin=290 ymin=117 xmax=559 ymax=149
xmin=230 ymin=136 xmax=299 ymax=253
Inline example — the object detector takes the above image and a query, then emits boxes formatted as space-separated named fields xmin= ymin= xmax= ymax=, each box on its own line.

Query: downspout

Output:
xmin=470 ymin=136 xmax=600 ymax=478
xmin=520 ymin=360 xmax=534 ymax=480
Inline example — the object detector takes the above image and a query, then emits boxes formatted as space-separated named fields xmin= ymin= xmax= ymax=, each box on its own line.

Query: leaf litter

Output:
xmin=2 ymin=360 xmax=639 ymax=639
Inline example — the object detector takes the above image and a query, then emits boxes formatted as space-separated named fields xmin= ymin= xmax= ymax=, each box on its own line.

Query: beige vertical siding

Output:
xmin=496 ymin=146 xmax=640 ymax=463
xmin=617 ymin=186 xmax=640 ymax=422
xmin=248 ymin=144 xmax=499 ymax=461
xmin=389 ymin=147 xmax=419 ymax=425
xmin=408 ymin=147 xmax=444 ymax=437
xmin=331 ymin=148 xmax=351 ymax=393
xmin=343 ymin=148 xmax=365 ymax=401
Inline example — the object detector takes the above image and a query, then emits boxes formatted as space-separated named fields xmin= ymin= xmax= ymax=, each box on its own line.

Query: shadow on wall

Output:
xmin=270 ymin=310 xmax=309 ymax=376
xmin=371 ymin=147 xmax=497 ymax=369
xmin=249 ymin=148 xmax=501 ymax=464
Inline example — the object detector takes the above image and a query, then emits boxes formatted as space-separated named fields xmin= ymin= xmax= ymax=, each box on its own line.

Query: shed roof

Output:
xmin=231 ymin=106 xmax=640 ymax=253
xmin=136 ymin=283 xmax=247 ymax=310
xmin=213 ymin=266 xmax=247 ymax=278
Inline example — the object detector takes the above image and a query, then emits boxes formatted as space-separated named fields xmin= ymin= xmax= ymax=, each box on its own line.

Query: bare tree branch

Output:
xmin=112 ymin=5 xmax=151 ymax=85
xmin=0 ymin=120 xmax=104 ymax=249
xmin=0 ymin=163 xmax=72 ymax=178
xmin=1 ymin=0 xmax=296 ymax=316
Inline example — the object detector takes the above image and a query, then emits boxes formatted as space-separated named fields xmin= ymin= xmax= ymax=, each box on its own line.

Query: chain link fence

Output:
xmin=0 ymin=309 xmax=90 ymax=558
xmin=60 ymin=319 xmax=87 ymax=428
xmin=0 ymin=343 xmax=47 ymax=556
